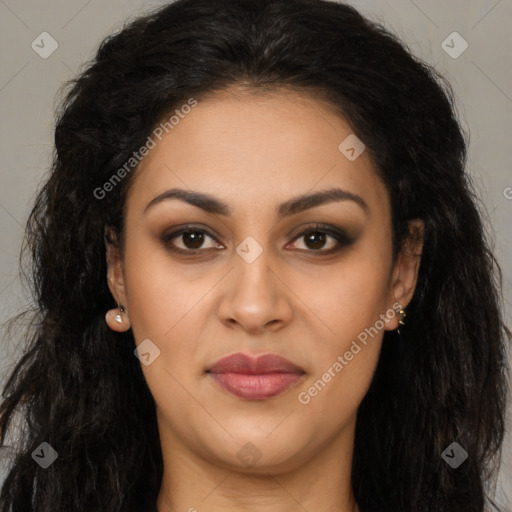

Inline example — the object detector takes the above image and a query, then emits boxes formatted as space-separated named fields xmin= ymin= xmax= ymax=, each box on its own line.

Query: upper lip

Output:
xmin=207 ymin=353 xmax=305 ymax=375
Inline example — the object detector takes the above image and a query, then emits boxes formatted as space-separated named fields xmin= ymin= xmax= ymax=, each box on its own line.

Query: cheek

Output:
xmin=294 ymin=242 xmax=391 ymax=409
xmin=121 ymin=239 xmax=200 ymax=351
xmin=299 ymin=238 xmax=392 ymax=349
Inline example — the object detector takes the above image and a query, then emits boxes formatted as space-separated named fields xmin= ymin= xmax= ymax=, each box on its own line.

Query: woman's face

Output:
xmin=108 ymin=88 xmax=422 ymax=474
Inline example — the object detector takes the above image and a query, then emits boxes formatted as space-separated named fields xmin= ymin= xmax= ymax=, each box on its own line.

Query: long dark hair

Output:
xmin=1 ymin=0 xmax=510 ymax=510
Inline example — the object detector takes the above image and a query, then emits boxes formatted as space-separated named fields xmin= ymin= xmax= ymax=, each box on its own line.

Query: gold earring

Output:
xmin=397 ymin=304 xmax=406 ymax=334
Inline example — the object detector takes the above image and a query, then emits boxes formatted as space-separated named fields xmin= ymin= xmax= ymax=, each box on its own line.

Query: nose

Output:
xmin=216 ymin=249 xmax=293 ymax=335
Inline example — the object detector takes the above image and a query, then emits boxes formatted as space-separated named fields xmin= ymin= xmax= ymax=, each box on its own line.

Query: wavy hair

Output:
xmin=0 ymin=0 xmax=510 ymax=510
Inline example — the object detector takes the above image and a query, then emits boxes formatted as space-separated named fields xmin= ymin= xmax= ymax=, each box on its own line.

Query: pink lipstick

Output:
xmin=207 ymin=353 xmax=305 ymax=400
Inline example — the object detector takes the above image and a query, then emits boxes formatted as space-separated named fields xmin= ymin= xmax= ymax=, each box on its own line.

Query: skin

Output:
xmin=105 ymin=86 xmax=424 ymax=512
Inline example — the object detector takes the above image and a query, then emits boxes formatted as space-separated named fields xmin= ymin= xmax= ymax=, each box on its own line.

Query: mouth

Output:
xmin=206 ymin=352 xmax=306 ymax=400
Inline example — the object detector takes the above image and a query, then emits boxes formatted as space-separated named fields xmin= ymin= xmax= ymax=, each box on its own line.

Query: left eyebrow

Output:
xmin=143 ymin=187 xmax=369 ymax=217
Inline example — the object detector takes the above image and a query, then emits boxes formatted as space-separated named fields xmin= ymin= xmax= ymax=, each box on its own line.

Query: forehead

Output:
xmin=125 ymin=87 xmax=389 ymax=220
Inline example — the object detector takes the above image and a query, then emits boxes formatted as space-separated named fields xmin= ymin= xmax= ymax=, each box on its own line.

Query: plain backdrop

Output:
xmin=0 ymin=0 xmax=511 ymax=508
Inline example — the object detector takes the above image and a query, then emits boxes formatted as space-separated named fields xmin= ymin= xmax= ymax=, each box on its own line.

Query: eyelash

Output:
xmin=160 ymin=223 xmax=355 ymax=256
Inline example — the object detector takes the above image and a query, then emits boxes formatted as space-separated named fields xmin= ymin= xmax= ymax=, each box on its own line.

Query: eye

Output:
xmin=288 ymin=224 xmax=354 ymax=254
xmin=160 ymin=226 xmax=221 ymax=253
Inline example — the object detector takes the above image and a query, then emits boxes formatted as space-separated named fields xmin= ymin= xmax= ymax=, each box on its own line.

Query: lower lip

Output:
xmin=208 ymin=372 xmax=304 ymax=400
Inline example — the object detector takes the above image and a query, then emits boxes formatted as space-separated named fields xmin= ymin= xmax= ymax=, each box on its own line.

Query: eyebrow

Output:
xmin=144 ymin=187 xmax=369 ymax=218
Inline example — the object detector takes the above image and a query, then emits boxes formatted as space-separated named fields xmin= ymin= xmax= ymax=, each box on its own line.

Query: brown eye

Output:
xmin=299 ymin=230 xmax=333 ymax=251
xmin=287 ymin=224 xmax=355 ymax=254
xmin=179 ymin=230 xmax=207 ymax=250
xmin=161 ymin=227 xmax=221 ymax=253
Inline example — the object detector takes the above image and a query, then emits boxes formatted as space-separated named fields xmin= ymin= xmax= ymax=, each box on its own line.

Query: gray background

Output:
xmin=0 ymin=0 xmax=511 ymax=508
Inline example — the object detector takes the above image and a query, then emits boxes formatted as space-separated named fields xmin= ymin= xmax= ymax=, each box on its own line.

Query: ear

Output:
xmin=385 ymin=219 xmax=424 ymax=331
xmin=105 ymin=228 xmax=130 ymax=332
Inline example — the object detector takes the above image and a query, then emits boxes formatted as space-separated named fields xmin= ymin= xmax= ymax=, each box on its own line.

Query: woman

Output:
xmin=0 ymin=0 xmax=509 ymax=510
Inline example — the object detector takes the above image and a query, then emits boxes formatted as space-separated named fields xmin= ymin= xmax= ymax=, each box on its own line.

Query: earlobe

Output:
xmin=384 ymin=296 xmax=406 ymax=332
xmin=105 ymin=306 xmax=131 ymax=332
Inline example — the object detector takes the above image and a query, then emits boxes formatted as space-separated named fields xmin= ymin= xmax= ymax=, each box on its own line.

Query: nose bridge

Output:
xmin=232 ymin=233 xmax=277 ymax=300
xmin=217 ymin=231 xmax=292 ymax=332
xmin=231 ymin=207 xmax=277 ymax=282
